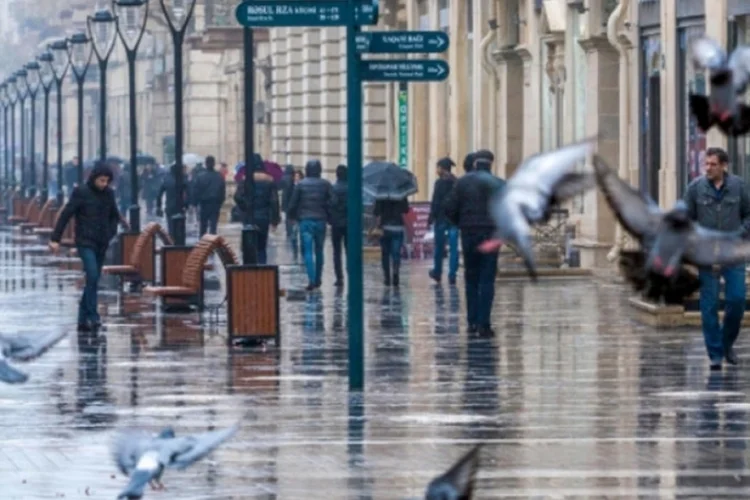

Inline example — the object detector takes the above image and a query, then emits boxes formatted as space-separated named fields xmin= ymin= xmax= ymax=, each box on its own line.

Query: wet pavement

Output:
xmin=1 ymin=221 xmax=750 ymax=498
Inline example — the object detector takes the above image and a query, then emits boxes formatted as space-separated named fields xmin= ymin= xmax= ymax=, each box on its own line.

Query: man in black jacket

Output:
xmin=156 ymin=164 xmax=189 ymax=237
xmin=428 ymin=157 xmax=459 ymax=285
xmin=49 ymin=162 xmax=128 ymax=331
xmin=444 ymin=150 xmax=506 ymax=337
xmin=287 ymin=159 xmax=332 ymax=290
xmin=329 ymin=164 xmax=348 ymax=287
xmin=193 ymin=155 xmax=226 ymax=236
xmin=233 ymin=158 xmax=281 ymax=264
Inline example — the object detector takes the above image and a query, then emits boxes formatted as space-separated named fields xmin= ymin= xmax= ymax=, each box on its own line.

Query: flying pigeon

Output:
xmin=113 ymin=423 xmax=239 ymax=499
xmin=0 ymin=330 xmax=68 ymax=384
xmin=689 ymin=37 xmax=750 ymax=136
xmin=424 ymin=445 xmax=481 ymax=500
xmin=593 ymin=155 xmax=750 ymax=303
xmin=478 ymin=137 xmax=598 ymax=279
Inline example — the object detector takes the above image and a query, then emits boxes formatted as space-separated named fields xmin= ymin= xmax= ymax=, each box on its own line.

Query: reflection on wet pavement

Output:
xmin=1 ymin=227 xmax=750 ymax=498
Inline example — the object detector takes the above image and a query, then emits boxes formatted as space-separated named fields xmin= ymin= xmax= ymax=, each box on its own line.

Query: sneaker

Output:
xmin=468 ymin=324 xmax=478 ymax=334
xmin=429 ymin=270 xmax=441 ymax=283
xmin=726 ymin=349 xmax=740 ymax=366
xmin=448 ymin=275 xmax=456 ymax=286
xmin=477 ymin=326 xmax=495 ymax=337
xmin=710 ymin=359 xmax=723 ymax=371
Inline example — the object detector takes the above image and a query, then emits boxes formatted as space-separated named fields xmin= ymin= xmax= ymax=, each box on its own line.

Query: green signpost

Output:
xmin=236 ymin=0 xmax=449 ymax=392
xmin=398 ymin=86 xmax=407 ymax=169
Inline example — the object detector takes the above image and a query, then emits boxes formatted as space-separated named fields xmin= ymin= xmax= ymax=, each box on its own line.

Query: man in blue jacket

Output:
xmin=428 ymin=157 xmax=459 ymax=285
xmin=684 ymin=147 xmax=750 ymax=370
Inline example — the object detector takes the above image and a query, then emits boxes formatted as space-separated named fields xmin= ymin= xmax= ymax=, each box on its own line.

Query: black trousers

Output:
xmin=199 ymin=202 xmax=222 ymax=236
xmin=331 ymin=226 xmax=348 ymax=282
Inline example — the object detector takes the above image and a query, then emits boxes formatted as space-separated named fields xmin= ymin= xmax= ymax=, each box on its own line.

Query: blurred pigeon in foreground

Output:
xmin=114 ymin=423 xmax=239 ymax=499
xmin=478 ymin=137 xmax=597 ymax=279
xmin=593 ymin=155 xmax=750 ymax=303
xmin=0 ymin=330 xmax=68 ymax=384
xmin=425 ymin=445 xmax=481 ymax=500
xmin=689 ymin=37 xmax=750 ymax=136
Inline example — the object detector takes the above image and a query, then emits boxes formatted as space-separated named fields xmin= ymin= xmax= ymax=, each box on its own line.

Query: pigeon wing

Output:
xmin=0 ymin=330 xmax=68 ymax=362
xmin=692 ymin=37 xmax=727 ymax=70
xmin=425 ymin=445 xmax=482 ymax=500
xmin=592 ymin=155 xmax=661 ymax=241
xmin=728 ymin=46 xmax=750 ymax=92
xmin=112 ymin=430 xmax=156 ymax=476
xmin=684 ymin=226 xmax=750 ymax=266
xmin=0 ymin=359 xmax=29 ymax=384
xmin=551 ymin=171 xmax=596 ymax=204
xmin=511 ymin=136 xmax=597 ymax=191
xmin=168 ymin=423 xmax=239 ymax=470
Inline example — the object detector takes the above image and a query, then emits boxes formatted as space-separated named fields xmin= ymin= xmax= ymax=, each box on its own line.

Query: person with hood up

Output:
xmin=428 ymin=157 xmax=459 ymax=285
xmin=156 ymin=163 xmax=189 ymax=237
xmin=192 ymin=155 xmax=226 ymax=236
xmin=234 ymin=155 xmax=281 ymax=264
xmin=287 ymin=159 xmax=332 ymax=290
xmin=49 ymin=162 xmax=129 ymax=331
xmin=444 ymin=150 xmax=506 ymax=337
xmin=329 ymin=164 xmax=348 ymax=287
xmin=279 ymin=165 xmax=296 ymax=239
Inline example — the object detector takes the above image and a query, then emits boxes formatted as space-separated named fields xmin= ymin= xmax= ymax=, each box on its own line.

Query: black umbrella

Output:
xmin=362 ymin=161 xmax=418 ymax=200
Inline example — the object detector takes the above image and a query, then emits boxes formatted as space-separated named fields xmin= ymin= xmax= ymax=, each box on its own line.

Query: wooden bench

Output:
xmin=8 ymin=195 xmax=39 ymax=225
xmin=34 ymin=204 xmax=65 ymax=239
xmin=102 ymin=222 xmax=174 ymax=284
xmin=143 ymin=234 xmax=240 ymax=311
xmin=18 ymin=198 xmax=55 ymax=234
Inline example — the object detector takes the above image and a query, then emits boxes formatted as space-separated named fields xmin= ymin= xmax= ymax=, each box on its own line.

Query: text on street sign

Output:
xmin=355 ymin=31 xmax=449 ymax=54
xmin=360 ymin=60 xmax=450 ymax=82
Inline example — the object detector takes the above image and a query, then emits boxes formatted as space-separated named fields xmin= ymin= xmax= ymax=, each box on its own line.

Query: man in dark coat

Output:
xmin=49 ymin=162 xmax=128 ymax=331
xmin=287 ymin=159 xmax=332 ymax=290
xmin=192 ymin=155 xmax=226 ymax=236
xmin=234 ymin=158 xmax=281 ymax=264
xmin=140 ymin=163 xmax=160 ymax=216
xmin=444 ymin=150 xmax=505 ymax=337
xmin=156 ymin=164 xmax=189 ymax=237
xmin=428 ymin=157 xmax=459 ymax=285
xmin=329 ymin=164 xmax=348 ymax=287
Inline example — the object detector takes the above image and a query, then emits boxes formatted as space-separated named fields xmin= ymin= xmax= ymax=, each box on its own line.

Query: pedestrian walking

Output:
xmin=463 ymin=151 xmax=476 ymax=173
xmin=233 ymin=156 xmax=281 ymax=264
xmin=280 ymin=165 xmax=296 ymax=238
xmin=156 ymin=164 xmax=189 ymax=237
xmin=193 ymin=155 xmax=226 ymax=236
xmin=428 ymin=157 xmax=459 ymax=285
xmin=373 ymin=194 xmax=409 ymax=287
xmin=48 ymin=162 xmax=129 ymax=331
xmin=140 ymin=163 xmax=160 ymax=216
xmin=287 ymin=159 xmax=332 ymax=290
xmin=444 ymin=149 xmax=506 ymax=337
xmin=329 ymin=164 xmax=348 ymax=288
xmin=684 ymin=146 xmax=750 ymax=370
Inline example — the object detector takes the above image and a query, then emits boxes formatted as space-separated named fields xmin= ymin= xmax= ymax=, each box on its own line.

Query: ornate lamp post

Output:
xmin=14 ymin=69 xmax=28 ymax=196
xmin=113 ymin=0 xmax=149 ymax=233
xmin=68 ymin=33 xmax=93 ymax=185
xmin=5 ymin=76 xmax=17 ymax=191
xmin=88 ymin=8 xmax=117 ymax=162
xmin=38 ymin=52 xmax=55 ymax=203
xmin=23 ymin=61 xmax=41 ymax=198
xmin=0 ymin=83 xmax=7 ymax=191
xmin=159 ymin=0 xmax=197 ymax=245
xmin=49 ymin=39 xmax=70 ymax=204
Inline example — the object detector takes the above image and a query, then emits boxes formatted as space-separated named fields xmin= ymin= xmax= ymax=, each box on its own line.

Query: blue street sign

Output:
xmin=235 ymin=1 xmax=378 ymax=27
xmin=360 ymin=59 xmax=450 ymax=82
xmin=355 ymin=31 xmax=449 ymax=54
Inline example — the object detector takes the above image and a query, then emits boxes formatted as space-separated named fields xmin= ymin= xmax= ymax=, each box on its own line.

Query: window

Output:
xmin=439 ymin=0 xmax=449 ymax=32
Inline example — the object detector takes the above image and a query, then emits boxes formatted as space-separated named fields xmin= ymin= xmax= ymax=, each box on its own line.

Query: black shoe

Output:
xmin=393 ymin=273 xmax=400 ymax=287
xmin=726 ymin=349 xmax=740 ymax=366
xmin=429 ymin=270 xmax=441 ymax=283
xmin=305 ymin=284 xmax=316 ymax=292
xmin=384 ymin=275 xmax=391 ymax=286
xmin=77 ymin=322 xmax=91 ymax=332
xmin=710 ymin=360 xmax=723 ymax=371
xmin=478 ymin=326 xmax=495 ymax=337
xmin=468 ymin=324 xmax=478 ymax=334
xmin=448 ymin=275 xmax=456 ymax=286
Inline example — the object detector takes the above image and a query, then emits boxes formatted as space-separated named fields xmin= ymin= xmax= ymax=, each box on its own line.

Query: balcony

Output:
xmin=188 ymin=0 xmax=268 ymax=52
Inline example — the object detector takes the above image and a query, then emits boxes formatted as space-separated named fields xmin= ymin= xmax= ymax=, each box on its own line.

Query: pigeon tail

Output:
xmin=688 ymin=94 xmax=716 ymax=132
xmin=0 ymin=360 xmax=28 ymax=384
xmin=118 ymin=468 xmax=159 ymax=500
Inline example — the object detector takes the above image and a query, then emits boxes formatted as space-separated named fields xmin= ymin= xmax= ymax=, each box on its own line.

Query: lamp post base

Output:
xmin=241 ymin=224 xmax=259 ymax=265
xmin=170 ymin=212 xmax=186 ymax=246
xmin=128 ymin=204 xmax=140 ymax=234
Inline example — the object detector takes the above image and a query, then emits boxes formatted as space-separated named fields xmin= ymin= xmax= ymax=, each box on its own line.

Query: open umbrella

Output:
xmin=263 ymin=160 xmax=284 ymax=182
xmin=363 ymin=161 xmax=418 ymax=200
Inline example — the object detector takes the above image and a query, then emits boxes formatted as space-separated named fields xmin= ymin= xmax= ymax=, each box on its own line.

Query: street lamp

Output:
xmin=14 ymin=69 xmax=28 ymax=197
xmin=68 ymin=32 xmax=93 ymax=185
xmin=159 ymin=0 xmax=196 ymax=245
xmin=24 ymin=61 xmax=41 ymax=198
xmin=38 ymin=52 xmax=55 ymax=203
xmin=5 ymin=76 xmax=17 ymax=191
xmin=88 ymin=8 xmax=117 ymax=162
xmin=49 ymin=39 xmax=70 ymax=205
xmin=113 ymin=0 xmax=149 ymax=233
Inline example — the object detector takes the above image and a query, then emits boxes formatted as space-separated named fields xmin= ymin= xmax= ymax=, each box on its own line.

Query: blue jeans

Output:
xmin=699 ymin=264 xmax=747 ymax=362
xmin=77 ymin=246 xmax=107 ymax=325
xmin=461 ymin=229 xmax=499 ymax=328
xmin=300 ymin=219 xmax=326 ymax=285
xmin=432 ymin=222 xmax=459 ymax=280
xmin=380 ymin=229 xmax=404 ymax=277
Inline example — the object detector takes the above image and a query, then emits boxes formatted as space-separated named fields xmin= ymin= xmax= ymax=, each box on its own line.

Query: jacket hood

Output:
xmin=87 ymin=162 xmax=114 ymax=189
xmin=463 ymin=152 xmax=476 ymax=172
xmin=335 ymin=164 xmax=347 ymax=181
xmin=305 ymin=160 xmax=322 ymax=178
xmin=284 ymin=165 xmax=295 ymax=175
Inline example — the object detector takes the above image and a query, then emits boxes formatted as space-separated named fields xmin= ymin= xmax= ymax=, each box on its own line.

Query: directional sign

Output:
xmin=355 ymin=31 xmax=449 ymax=54
xmin=235 ymin=0 xmax=379 ymax=27
xmin=360 ymin=60 xmax=450 ymax=82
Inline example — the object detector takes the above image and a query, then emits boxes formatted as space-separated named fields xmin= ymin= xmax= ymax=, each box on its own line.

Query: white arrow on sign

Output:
xmin=428 ymin=36 xmax=446 ymax=48
xmin=427 ymin=65 xmax=446 ymax=76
